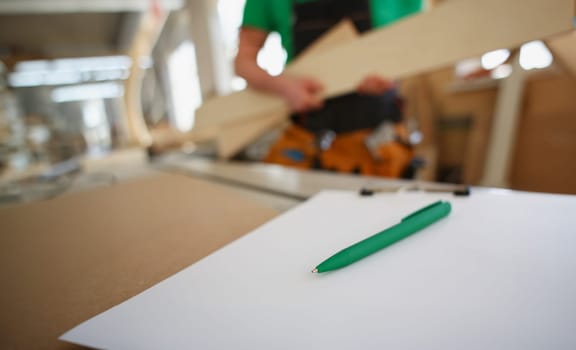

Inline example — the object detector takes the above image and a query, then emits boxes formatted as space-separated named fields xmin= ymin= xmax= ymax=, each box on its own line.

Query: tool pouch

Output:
xmin=264 ymin=123 xmax=414 ymax=178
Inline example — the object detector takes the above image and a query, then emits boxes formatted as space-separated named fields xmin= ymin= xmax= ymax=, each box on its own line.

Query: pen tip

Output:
xmin=312 ymin=269 xmax=318 ymax=274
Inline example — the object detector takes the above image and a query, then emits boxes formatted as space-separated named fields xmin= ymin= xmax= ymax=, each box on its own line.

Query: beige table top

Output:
xmin=0 ymin=173 xmax=278 ymax=350
xmin=0 ymin=152 xmax=468 ymax=349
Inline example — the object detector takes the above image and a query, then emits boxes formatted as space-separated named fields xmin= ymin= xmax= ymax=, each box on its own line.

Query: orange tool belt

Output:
xmin=264 ymin=124 xmax=414 ymax=178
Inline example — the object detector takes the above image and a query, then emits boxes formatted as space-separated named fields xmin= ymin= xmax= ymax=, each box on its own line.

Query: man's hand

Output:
xmin=276 ymin=76 xmax=324 ymax=113
xmin=357 ymin=74 xmax=394 ymax=95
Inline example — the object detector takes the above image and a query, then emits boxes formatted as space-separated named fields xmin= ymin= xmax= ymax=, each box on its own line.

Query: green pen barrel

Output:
xmin=315 ymin=201 xmax=451 ymax=273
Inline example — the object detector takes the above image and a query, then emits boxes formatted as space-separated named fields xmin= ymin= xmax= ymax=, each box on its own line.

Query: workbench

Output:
xmin=156 ymin=154 xmax=465 ymax=212
xmin=0 ymin=151 xmax=466 ymax=349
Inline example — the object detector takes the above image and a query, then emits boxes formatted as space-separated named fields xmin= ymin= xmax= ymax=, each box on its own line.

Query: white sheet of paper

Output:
xmin=61 ymin=190 xmax=576 ymax=350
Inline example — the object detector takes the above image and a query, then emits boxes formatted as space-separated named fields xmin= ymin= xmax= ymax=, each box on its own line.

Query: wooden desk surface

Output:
xmin=0 ymin=153 xmax=467 ymax=349
xmin=0 ymin=173 xmax=278 ymax=349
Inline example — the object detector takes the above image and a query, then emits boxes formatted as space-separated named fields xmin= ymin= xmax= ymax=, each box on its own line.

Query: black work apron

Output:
xmin=291 ymin=0 xmax=403 ymax=135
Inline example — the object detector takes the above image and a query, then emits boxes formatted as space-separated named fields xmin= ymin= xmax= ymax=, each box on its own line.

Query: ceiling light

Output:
xmin=519 ymin=41 xmax=553 ymax=70
xmin=481 ymin=49 xmax=511 ymax=70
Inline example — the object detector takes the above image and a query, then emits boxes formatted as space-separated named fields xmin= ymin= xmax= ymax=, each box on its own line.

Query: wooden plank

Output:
xmin=0 ymin=174 xmax=277 ymax=350
xmin=292 ymin=0 xmax=573 ymax=96
xmin=290 ymin=19 xmax=359 ymax=67
xmin=217 ymin=112 xmax=286 ymax=159
xmin=210 ymin=20 xmax=361 ymax=159
xmin=195 ymin=89 xmax=285 ymax=130
xmin=194 ymin=0 xmax=574 ymax=131
xmin=194 ymin=19 xmax=359 ymax=131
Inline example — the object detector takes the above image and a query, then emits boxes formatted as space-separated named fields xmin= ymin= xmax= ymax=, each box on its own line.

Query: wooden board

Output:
xmin=289 ymin=19 xmax=359 ymax=67
xmin=0 ymin=174 xmax=278 ymax=350
xmin=194 ymin=0 xmax=574 ymax=131
xmin=194 ymin=19 xmax=359 ymax=131
xmin=209 ymin=19 xmax=361 ymax=158
xmin=290 ymin=0 xmax=573 ymax=95
xmin=217 ymin=112 xmax=286 ymax=159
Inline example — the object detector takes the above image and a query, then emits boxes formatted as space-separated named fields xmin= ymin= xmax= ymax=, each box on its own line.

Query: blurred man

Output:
xmin=236 ymin=0 xmax=423 ymax=177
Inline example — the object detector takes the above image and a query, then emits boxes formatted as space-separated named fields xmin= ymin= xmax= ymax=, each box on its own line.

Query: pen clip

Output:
xmin=401 ymin=200 xmax=446 ymax=222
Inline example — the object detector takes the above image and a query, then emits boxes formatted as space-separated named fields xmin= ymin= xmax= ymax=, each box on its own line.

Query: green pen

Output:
xmin=312 ymin=200 xmax=452 ymax=273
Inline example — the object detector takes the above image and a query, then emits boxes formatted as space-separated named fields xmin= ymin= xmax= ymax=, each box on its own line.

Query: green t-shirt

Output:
xmin=242 ymin=0 xmax=423 ymax=62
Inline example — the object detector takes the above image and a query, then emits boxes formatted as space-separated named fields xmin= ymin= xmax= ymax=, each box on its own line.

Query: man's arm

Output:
xmin=235 ymin=27 xmax=324 ymax=113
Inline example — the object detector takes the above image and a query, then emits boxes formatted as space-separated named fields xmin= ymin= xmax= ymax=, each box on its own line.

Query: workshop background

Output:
xmin=1 ymin=0 xmax=575 ymax=197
